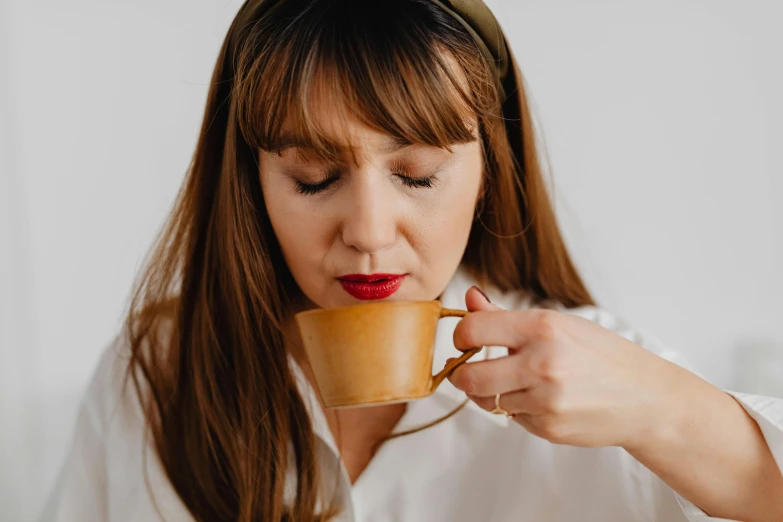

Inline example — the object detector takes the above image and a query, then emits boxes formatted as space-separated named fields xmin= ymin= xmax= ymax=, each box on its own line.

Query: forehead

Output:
xmin=273 ymin=120 xmax=419 ymax=156
xmin=270 ymin=118 xmax=478 ymax=168
xmin=247 ymin=36 xmax=481 ymax=166
xmin=274 ymin=53 xmax=478 ymax=157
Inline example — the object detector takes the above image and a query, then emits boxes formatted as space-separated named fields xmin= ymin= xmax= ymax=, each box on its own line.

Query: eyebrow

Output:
xmin=270 ymin=134 xmax=417 ymax=155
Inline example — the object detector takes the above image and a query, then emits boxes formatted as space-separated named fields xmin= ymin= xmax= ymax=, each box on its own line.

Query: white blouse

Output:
xmin=41 ymin=267 xmax=783 ymax=521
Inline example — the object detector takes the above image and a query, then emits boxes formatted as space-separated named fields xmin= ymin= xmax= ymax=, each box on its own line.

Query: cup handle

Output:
xmin=430 ymin=308 xmax=482 ymax=392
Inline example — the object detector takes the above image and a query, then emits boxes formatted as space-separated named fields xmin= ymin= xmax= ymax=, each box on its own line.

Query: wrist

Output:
xmin=622 ymin=360 xmax=696 ymax=457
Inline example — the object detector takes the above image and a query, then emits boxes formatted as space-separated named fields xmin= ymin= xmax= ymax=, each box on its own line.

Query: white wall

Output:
xmin=486 ymin=0 xmax=783 ymax=391
xmin=1 ymin=1 xmax=781 ymax=520
xmin=1 ymin=1 xmax=239 ymax=519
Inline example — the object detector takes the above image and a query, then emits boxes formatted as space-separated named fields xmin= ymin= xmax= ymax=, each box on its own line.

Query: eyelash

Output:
xmin=294 ymin=169 xmax=437 ymax=196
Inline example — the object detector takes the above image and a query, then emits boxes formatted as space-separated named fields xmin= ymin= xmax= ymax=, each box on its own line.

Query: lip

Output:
xmin=338 ymin=273 xmax=406 ymax=300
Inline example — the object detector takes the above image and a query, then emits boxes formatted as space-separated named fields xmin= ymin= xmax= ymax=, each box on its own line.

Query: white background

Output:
xmin=1 ymin=1 xmax=781 ymax=520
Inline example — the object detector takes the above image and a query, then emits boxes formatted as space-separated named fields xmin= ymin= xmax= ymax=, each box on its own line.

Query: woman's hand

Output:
xmin=446 ymin=287 xmax=783 ymax=521
xmin=446 ymin=286 xmax=685 ymax=449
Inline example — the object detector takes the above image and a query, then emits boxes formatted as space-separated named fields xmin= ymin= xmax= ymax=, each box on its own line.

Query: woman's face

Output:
xmin=259 ymin=117 xmax=483 ymax=310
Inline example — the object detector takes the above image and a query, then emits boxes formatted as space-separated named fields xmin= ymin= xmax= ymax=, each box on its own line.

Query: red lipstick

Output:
xmin=338 ymin=273 xmax=406 ymax=300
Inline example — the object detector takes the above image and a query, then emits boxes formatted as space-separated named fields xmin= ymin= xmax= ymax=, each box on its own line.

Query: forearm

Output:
xmin=625 ymin=364 xmax=783 ymax=522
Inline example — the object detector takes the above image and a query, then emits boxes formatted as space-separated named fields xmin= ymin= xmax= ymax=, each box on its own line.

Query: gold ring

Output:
xmin=490 ymin=393 xmax=515 ymax=418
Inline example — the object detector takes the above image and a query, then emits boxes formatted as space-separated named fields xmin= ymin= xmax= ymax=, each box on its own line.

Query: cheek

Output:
xmin=261 ymin=177 xmax=330 ymax=282
xmin=416 ymin=200 xmax=472 ymax=250
xmin=434 ymin=154 xmax=482 ymax=241
xmin=408 ymin=163 xmax=481 ymax=284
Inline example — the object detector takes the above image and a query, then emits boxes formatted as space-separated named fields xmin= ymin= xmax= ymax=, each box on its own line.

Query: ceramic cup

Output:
xmin=295 ymin=300 xmax=480 ymax=408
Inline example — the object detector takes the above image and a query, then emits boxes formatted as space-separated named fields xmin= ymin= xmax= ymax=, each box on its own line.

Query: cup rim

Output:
xmin=293 ymin=299 xmax=443 ymax=319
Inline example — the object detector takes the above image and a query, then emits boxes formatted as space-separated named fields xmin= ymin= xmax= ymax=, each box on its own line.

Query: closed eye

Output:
xmin=395 ymin=173 xmax=436 ymax=189
xmin=293 ymin=168 xmax=439 ymax=196
xmin=294 ymin=168 xmax=341 ymax=195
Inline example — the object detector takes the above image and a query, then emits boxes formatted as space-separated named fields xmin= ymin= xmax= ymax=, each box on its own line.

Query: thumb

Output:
xmin=465 ymin=285 xmax=503 ymax=313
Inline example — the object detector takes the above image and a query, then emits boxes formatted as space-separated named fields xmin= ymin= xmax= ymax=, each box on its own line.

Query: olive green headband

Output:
xmin=228 ymin=0 xmax=513 ymax=102
xmin=429 ymin=0 xmax=511 ymax=101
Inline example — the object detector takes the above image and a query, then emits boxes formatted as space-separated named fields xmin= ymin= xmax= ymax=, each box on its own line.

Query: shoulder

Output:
xmin=79 ymin=330 xmax=143 ymax=439
xmin=82 ymin=304 xmax=177 ymax=438
xmin=45 ymin=311 xmax=191 ymax=521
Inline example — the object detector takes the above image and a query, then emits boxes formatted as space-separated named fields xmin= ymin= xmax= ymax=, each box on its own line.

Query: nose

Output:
xmin=340 ymin=176 xmax=397 ymax=254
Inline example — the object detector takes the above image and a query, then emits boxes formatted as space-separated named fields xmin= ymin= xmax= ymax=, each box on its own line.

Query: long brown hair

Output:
xmin=125 ymin=0 xmax=595 ymax=520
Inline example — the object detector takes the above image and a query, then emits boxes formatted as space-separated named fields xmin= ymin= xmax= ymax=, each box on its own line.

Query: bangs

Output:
xmin=234 ymin=0 xmax=493 ymax=164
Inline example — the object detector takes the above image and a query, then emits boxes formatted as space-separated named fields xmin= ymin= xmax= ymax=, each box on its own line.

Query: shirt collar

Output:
xmin=288 ymin=265 xmax=532 ymax=450
xmin=288 ymin=353 xmax=341 ymax=454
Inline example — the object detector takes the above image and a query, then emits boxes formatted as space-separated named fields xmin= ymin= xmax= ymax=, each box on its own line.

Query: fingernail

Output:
xmin=473 ymin=285 xmax=491 ymax=303
xmin=445 ymin=357 xmax=456 ymax=365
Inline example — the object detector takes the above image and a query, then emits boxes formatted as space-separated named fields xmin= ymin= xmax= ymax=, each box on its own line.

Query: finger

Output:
xmin=447 ymin=353 xmax=539 ymax=397
xmin=468 ymin=388 xmax=547 ymax=416
xmin=453 ymin=308 xmax=553 ymax=354
xmin=464 ymin=286 xmax=503 ymax=313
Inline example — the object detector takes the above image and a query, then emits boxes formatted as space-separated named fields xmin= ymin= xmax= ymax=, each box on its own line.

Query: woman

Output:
xmin=43 ymin=0 xmax=783 ymax=521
